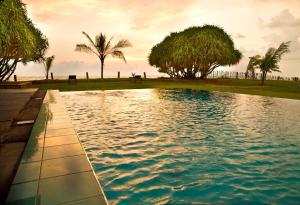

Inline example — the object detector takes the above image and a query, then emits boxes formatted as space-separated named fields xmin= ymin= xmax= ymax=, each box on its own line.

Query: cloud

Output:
xmin=233 ymin=33 xmax=246 ymax=39
xmin=24 ymin=0 xmax=196 ymax=31
xmin=256 ymin=9 xmax=300 ymax=76
xmin=21 ymin=0 xmax=300 ymax=77
xmin=260 ymin=10 xmax=300 ymax=51
xmin=265 ymin=9 xmax=300 ymax=28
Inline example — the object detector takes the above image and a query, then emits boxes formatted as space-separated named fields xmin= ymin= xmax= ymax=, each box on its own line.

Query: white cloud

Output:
xmin=265 ymin=9 xmax=300 ymax=28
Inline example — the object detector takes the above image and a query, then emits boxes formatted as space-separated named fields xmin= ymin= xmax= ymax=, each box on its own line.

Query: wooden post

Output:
xmin=143 ymin=72 xmax=146 ymax=79
xmin=86 ymin=72 xmax=89 ymax=80
xmin=14 ymin=75 xmax=17 ymax=82
xmin=236 ymin=72 xmax=238 ymax=79
xmin=51 ymin=72 xmax=54 ymax=80
xmin=118 ymin=71 xmax=120 ymax=79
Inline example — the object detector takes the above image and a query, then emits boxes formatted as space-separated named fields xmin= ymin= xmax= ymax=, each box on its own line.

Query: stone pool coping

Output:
xmin=5 ymin=90 xmax=108 ymax=205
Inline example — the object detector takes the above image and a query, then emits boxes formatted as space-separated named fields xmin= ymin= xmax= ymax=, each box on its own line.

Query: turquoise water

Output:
xmin=62 ymin=89 xmax=300 ymax=205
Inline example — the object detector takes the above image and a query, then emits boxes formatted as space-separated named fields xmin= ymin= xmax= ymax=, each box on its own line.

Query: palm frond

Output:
xmin=273 ymin=41 xmax=290 ymax=61
xmin=246 ymin=55 xmax=260 ymax=72
xmin=265 ymin=48 xmax=276 ymax=58
xmin=111 ymin=50 xmax=127 ymax=62
xmin=104 ymin=37 xmax=113 ymax=55
xmin=258 ymin=41 xmax=290 ymax=74
xmin=82 ymin=31 xmax=97 ymax=49
xmin=112 ymin=39 xmax=132 ymax=50
xmin=95 ymin=33 xmax=106 ymax=54
xmin=75 ymin=44 xmax=99 ymax=56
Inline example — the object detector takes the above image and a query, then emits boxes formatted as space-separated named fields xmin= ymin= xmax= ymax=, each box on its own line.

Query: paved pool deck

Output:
xmin=0 ymin=89 xmax=37 ymax=133
xmin=0 ymin=88 xmax=44 ymax=202
xmin=5 ymin=90 xmax=108 ymax=205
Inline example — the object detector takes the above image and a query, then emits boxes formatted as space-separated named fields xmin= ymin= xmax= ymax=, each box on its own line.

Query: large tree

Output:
xmin=149 ymin=25 xmax=242 ymax=79
xmin=0 ymin=0 xmax=48 ymax=81
xmin=249 ymin=42 xmax=290 ymax=85
xmin=75 ymin=32 xmax=132 ymax=79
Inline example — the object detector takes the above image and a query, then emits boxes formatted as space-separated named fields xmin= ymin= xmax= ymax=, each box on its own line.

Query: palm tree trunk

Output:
xmin=100 ymin=58 xmax=104 ymax=79
xmin=46 ymin=72 xmax=49 ymax=80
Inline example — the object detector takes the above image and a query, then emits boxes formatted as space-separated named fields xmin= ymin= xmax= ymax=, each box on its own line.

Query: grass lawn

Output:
xmin=30 ymin=78 xmax=300 ymax=100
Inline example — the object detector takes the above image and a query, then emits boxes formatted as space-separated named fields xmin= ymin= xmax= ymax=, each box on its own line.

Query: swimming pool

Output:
xmin=62 ymin=89 xmax=300 ymax=205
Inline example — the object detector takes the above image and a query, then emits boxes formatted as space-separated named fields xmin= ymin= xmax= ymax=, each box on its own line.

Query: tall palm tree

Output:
xmin=43 ymin=55 xmax=55 ymax=80
xmin=75 ymin=32 xmax=132 ymax=79
xmin=252 ymin=42 xmax=290 ymax=85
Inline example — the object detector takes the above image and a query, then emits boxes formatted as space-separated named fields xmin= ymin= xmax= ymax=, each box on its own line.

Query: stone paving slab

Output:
xmin=0 ymin=89 xmax=37 ymax=123
xmin=5 ymin=90 xmax=108 ymax=205
xmin=0 ymin=143 xmax=26 ymax=200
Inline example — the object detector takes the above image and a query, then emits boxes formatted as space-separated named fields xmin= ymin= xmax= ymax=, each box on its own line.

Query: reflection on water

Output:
xmin=62 ymin=89 xmax=300 ymax=205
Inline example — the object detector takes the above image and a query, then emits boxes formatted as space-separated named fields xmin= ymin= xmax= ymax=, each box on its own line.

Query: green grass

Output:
xmin=30 ymin=78 xmax=300 ymax=100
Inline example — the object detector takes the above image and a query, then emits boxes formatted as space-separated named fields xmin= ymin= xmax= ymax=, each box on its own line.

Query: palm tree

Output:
xmin=43 ymin=55 xmax=55 ymax=80
xmin=245 ymin=55 xmax=260 ymax=79
xmin=252 ymin=42 xmax=290 ymax=85
xmin=75 ymin=32 xmax=132 ymax=79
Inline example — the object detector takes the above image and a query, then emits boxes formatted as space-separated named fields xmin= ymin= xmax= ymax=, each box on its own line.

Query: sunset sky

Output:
xmin=16 ymin=0 xmax=300 ymax=78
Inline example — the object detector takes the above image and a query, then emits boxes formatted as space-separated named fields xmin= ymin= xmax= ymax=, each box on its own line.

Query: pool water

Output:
xmin=62 ymin=89 xmax=300 ymax=205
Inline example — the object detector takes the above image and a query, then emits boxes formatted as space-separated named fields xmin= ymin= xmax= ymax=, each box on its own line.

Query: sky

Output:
xmin=16 ymin=0 xmax=300 ymax=78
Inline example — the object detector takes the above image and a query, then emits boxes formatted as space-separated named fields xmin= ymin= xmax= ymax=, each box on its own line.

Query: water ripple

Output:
xmin=62 ymin=89 xmax=300 ymax=205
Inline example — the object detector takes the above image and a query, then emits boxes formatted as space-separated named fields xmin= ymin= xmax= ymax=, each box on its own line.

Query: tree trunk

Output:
xmin=46 ymin=72 xmax=49 ymax=80
xmin=261 ymin=71 xmax=267 ymax=85
xmin=0 ymin=60 xmax=18 ymax=81
xmin=4 ymin=61 xmax=18 ymax=81
xmin=100 ymin=59 xmax=104 ymax=79
xmin=251 ymin=70 xmax=255 ymax=80
xmin=199 ymin=72 xmax=207 ymax=79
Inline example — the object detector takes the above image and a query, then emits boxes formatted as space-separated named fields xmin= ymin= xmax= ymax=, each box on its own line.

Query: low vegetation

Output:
xmin=31 ymin=78 xmax=300 ymax=100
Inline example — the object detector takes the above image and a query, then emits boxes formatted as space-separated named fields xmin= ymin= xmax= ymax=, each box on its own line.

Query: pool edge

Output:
xmin=5 ymin=90 xmax=109 ymax=205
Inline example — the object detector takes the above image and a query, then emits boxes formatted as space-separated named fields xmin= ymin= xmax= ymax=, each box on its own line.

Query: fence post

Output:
xmin=143 ymin=72 xmax=146 ymax=79
xmin=14 ymin=75 xmax=17 ymax=82
xmin=51 ymin=72 xmax=54 ymax=80
xmin=86 ymin=72 xmax=89 ymax=80
xmin=118 ymin=71 xmax=120 ymax=78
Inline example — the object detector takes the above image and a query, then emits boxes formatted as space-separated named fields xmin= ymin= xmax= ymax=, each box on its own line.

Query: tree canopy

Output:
xmin=149 ymin=25 xmax=242 ymax=79
xmin=0 ymin=0 xmax=48 ymax=81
